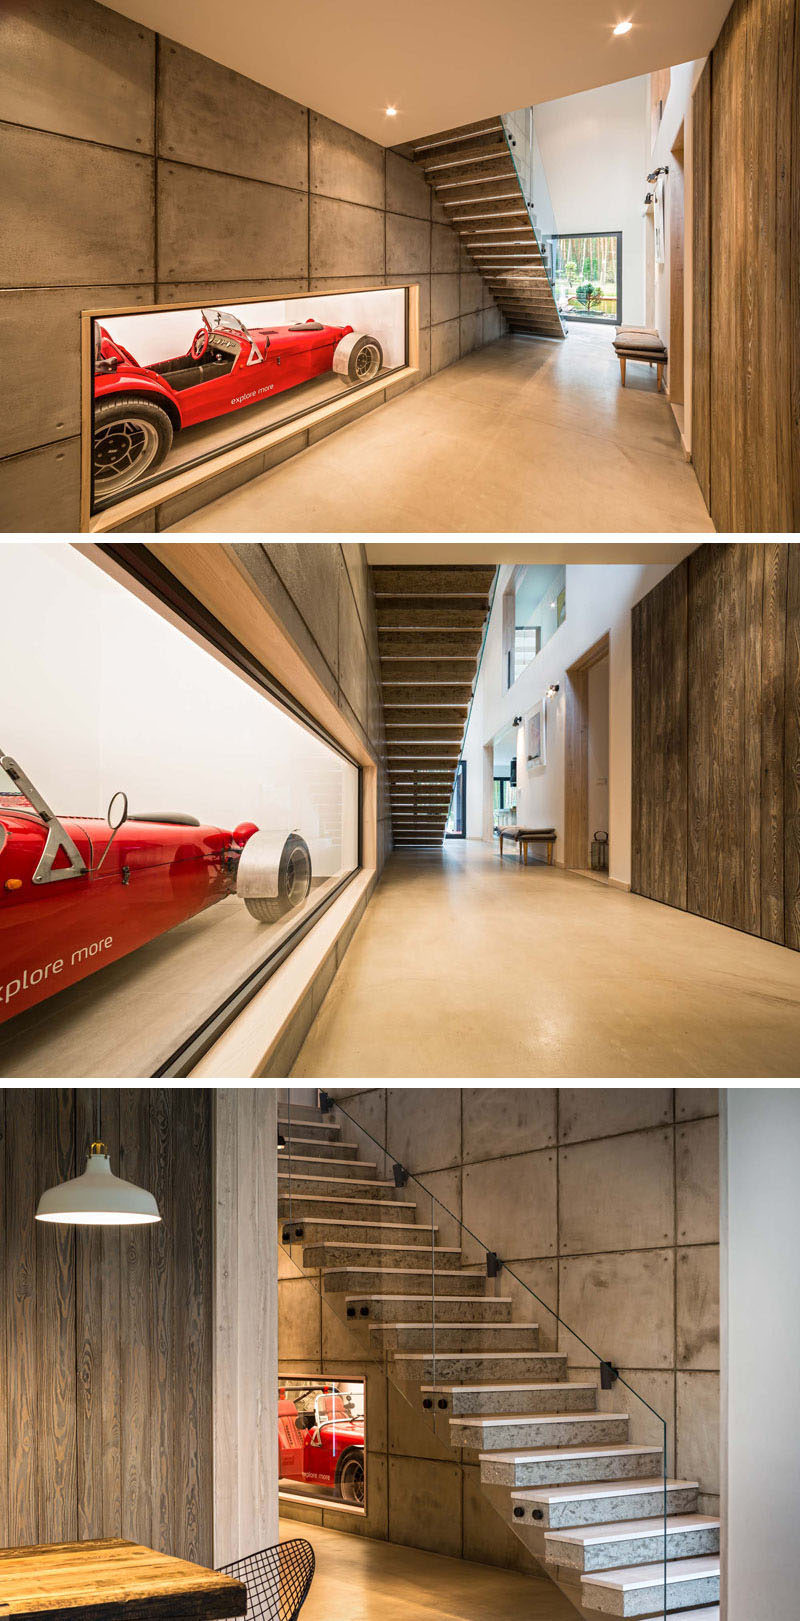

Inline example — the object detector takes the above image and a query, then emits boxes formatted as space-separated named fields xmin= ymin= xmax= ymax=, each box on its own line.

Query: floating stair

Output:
xmin=401 ymin=117 xmax=565 ymax=339
xmin=277 ymin=1100 xmax=721 ymax=1619
xmin=372 ymin=565 xmax=495 ymax=846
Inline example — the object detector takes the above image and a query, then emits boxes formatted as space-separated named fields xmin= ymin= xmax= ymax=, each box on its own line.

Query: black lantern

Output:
xmin=591 ymin=831 xmax=609 ymax=872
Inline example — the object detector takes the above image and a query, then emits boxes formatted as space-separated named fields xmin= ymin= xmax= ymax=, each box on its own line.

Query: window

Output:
xmin=503 ymin=564 xmax=566 ymax=689
xmin=0 ymin=544 xmax=359 ymax=1077
xmin=278 ymin=1375 xmax=366 ymax=1513
xmin=446 ymin=761 xmax=466 ymax=838
xmin=552 ymin=233 xmax=622 ymax=324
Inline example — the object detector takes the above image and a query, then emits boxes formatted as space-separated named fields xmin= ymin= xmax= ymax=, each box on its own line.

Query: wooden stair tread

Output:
xmin=546 ymin=1515 xmax=720 ymax=1546
xmin=582 ymin=1557 xmax=720 ymax=1589
xmin=512 ymin=1478 xmax=700 ymax=1504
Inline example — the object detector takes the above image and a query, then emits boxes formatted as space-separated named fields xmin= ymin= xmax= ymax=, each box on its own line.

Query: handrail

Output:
xmin=291 ymin=1087 xmax=670 ymax=1618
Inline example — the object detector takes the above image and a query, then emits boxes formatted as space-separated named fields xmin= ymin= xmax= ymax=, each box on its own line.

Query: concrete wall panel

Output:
xmin=677 ymin=1244 xmax=720 ymax=1369
xmin=159 ymin=40 xmax=308 ymax=189
xmin=0 ymin=437 xmax=81 ymax=530
xmin=460 ymin=311 xmax=482 ymax=355
xmin=676 ymin=1087 xmax=719 ymax=1120
xmin=676 ymin=1117 xmax=720 ymax=1243
xmin=676 ymin=1370 xmax=720 ymax=1491
xmin=386 ymin=1087 xmax=461 ymax=1174
xmin=462 ymin=1087 xmax=556 ymax=1164
xmin=310 ymin=195 xmax=385 ymax=279
xmin=559 ymin=1088 xmax=673 ymax=1143
xmin=1 ymin=124 xmax=154 ymax=286
xmin=386 ymin=212 xmax=431 ymax=276
xmin=430 ymin=273 xmax=460 ymax=327
xmin=0 ymin=0 xmax=155 ymax=150
xmin=387 ymin=1454 xmax=462 ymax=1558
xmin=261 ymin=542 xmax=341 ymax=681
xmin=460 ymin=272 xmax=485 ymax=314
xmin=430 ymin=316 xmax=461 ymax=374
xmin=559 ymin=1249 xmax=674 ymax=1369
xmin=0 ymin=283 xmax=154 ymax=459
xmin=432 ymin=221 xmax=461 ymax=272
xmin=559 ymin=1129 xmax=674 ymax=1254
xmin=462 ymin=1149 xmax=557 ymax=1263
xmin=386 ymin=153 xmax=431 ymax=221
xmin=501 ymin=1258 xmax=559 ymax=1349
xmin=310 ymin=112 xmax=384 ymax=210
xmin=462 ymin=1464 xmax=540 ymax=1574
xmin=158 ymin=162 xmax=308 ymax=282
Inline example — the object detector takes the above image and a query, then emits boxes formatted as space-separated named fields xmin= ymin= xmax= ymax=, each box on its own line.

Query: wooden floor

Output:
xmin=168 ymin=328 xmax=714 ymax=534
xmin=279 ymin=1519 xmax=577 ymax=1621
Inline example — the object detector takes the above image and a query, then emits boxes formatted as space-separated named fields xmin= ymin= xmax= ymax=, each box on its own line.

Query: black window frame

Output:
xmin=551 ymin=230 xmax=623 ymax=326
xmin=446 ymin=760 xmax=467 ymax=839
xmin=97 ymin=542 xmax=363 ymax=1077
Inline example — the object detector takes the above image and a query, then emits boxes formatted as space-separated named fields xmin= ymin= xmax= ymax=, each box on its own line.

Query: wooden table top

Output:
xmin=0 ymin=1539 xmax=247 ymax=1621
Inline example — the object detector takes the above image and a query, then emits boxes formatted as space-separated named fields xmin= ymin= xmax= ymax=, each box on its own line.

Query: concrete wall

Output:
xmin=462 ymin=558 xmax=693 ymax=888
xmin=534 ymin=77 xmax=649 ymax=328
xmin=279 ymin=1086 xmax=720 ymax=1571
xmin=0 ymin=0 xmax=504 ymax=532
xmin=721 ymin=1089 xmax=800 ymax=1621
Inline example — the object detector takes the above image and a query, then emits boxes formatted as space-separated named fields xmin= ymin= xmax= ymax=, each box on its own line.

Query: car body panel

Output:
xmin=278 ymin=1391 xmax=365 ymax=1495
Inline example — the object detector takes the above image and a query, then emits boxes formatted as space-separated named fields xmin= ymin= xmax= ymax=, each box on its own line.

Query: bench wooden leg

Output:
xmin=547 ymin=842 xmax=553 ymax=865
xmin=523 ymin=842 xmax=528 ymax=865
xmin=619 ymin=355 xmax=626 ymax=386
xmin=657 ymin=360 xmax=664 ymax=392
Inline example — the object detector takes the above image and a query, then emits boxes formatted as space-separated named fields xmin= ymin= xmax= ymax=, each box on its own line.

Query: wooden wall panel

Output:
xmin=692 ymin=0 xmax=800 ymax=532
xmin=634 ymin=543 xmax=798 ymax=951
xmin=0 ymin=1089 xmax=214 ymax=1561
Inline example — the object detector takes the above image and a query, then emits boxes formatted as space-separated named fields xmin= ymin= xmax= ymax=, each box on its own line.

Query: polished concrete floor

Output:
xmin=279 ymin=1519 xmax=573 ymax=1621
xmin=292 ymin=842 xmax=800 ymax=1078
xmin=169 ymin=328 xmax=714 ymax=533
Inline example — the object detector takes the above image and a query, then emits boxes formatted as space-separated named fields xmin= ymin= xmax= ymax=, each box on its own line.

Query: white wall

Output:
xmin=721 ymin=1089 xmax=800 ymax=1621
xmin=462 ymin=558 xmax=690 ymax=887
xmin=534 ymin=76 xmax=649 ymax=327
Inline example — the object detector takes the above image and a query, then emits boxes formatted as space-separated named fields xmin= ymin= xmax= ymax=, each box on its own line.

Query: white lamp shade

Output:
xmin=36 ymin=1147 xmax=161 ymax=1226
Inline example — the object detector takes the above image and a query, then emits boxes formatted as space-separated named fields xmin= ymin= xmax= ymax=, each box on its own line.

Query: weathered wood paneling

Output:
xmin=692 ymin=0 xmax=800 ymax=531
xmin=0 ymin=1089 xmax=214 ymax=1561
xmin=634 ymin=544 xmax=798 ymax=951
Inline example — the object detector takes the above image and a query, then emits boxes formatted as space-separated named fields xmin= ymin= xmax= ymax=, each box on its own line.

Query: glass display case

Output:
xmin=278 ymin=1375 xmax=366 ymax=1512
xmin=0 ymin=544 xmax=360 ymax=1077
xmin=85 ymin=285 xmax=413 ymax=520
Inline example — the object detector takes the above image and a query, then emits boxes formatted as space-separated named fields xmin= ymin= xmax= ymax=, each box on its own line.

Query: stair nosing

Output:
xmin=545 ymin=1514 xmax=720 ymax=1547
xmin=581 ymin=1556 xmax=720 ymax=1590
xmin=511 ymin=1478 xmax=700 ymax=1503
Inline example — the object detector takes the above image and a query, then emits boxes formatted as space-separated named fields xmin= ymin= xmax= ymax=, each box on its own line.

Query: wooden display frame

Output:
xmin=81 ymin=282 xmax=420 ymax=532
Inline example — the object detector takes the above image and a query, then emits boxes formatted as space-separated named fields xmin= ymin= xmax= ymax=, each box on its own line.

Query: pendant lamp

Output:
xmin=36 ymin=1134 xmax=161 ymax=1228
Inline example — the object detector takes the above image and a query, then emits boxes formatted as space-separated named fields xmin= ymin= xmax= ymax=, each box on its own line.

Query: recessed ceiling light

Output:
xmin=385 ymin=105 xmax=398 ymax=117
xmin=613 ymin=19 xmax=633 ymax=34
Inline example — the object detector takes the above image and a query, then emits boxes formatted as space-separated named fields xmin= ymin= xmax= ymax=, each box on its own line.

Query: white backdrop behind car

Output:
xmin=102 ymin=288 xmax=407 ymax=372
xmin=0 ymin=545 xmax=358 ymax=884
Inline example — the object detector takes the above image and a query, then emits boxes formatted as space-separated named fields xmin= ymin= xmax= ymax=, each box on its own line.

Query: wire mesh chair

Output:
xmin=219 ymin=1539 xmax=315 ymax=1621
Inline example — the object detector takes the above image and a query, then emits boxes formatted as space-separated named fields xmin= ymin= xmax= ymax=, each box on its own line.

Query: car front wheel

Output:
xmin=332 ymin=332 xmax=384 ymax=385
xmin=93 ymin=396 xmax=174 ymax=498
xmin=337 ymin=1450 xmax=365 ymax=1506
xmin=243 ymin=833 xmax=312 ymax=924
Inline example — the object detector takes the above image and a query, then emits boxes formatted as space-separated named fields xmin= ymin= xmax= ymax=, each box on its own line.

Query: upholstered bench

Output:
xmin=497 ymin=827 xmax=557 ymax=865
xmin=613 ymin=325 xmax=668 ymax=392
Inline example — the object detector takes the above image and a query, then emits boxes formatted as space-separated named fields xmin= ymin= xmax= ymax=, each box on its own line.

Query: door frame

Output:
xmin=564 ymin=631 xmax=610 ymax=871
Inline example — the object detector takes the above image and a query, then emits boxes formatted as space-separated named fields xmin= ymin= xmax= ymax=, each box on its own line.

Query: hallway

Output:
xmin=280 ymin=1520 xmax=576 ymax=1621
xmin=292 ymin=842 xmax=800 ymax=1078
xmin=168 ymin=329 xmax=713 ymax=534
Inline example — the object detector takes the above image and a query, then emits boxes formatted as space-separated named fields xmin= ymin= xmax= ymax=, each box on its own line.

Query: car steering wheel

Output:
xmin=190 ymin=327 xmax=210 ymax=361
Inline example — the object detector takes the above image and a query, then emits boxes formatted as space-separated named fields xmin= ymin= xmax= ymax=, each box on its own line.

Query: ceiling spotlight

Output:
xmin=613 ymin=20 xmax=633 ymax=34
xmin=385 ymin=105 xmax=398 ymax=117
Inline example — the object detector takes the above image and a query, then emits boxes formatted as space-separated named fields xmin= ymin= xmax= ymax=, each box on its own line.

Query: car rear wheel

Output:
xmin=337 ymin=1450 xmax=365 ymax=1507
xmin=243 ymin=833 xmax=312 ymax=924
xmin=332 ymin=332 xmax=384 ymax=385
xmin=93 ymin=397 xmax=173 ymax=497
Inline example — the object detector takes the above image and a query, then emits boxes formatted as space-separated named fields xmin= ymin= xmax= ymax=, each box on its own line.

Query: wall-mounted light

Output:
xmin=512 ymin=715 xmax=523 ymax=726
xmin=278 ymin=1132 xmax=287 ymax=1154
xmin=647 ymin=165 xmax=669 ymax=184
xmin=644 ymin=191 xmax=654 ymax=207
xmin=546 ymin=683 xmax=560 ymax=697
xmin=36 ymin=1140 xmax=161 ymax=1227
xmin=613 ymin=19 xmax=633 ymax=34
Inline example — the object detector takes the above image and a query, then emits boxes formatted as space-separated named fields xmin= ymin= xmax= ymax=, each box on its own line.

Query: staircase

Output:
xmin=372 ymin=564 xmax=496 ymax=846
xmin=405 ymin=118 xmax=565 ymax=340
xmin=278 ymin=1099 xmax=720 ymax=1621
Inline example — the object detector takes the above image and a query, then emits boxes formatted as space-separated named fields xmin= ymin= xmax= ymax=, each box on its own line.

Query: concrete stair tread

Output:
xmin=512 ymin=1478 xmax=699 ymax=1505
xmin=422 ymin=1381 xmax=589 ymax=1393
xmin=400 ymin=1350 xmax=561 ymax=1362
xmin=324 ymin=1267 xmax=477 ymax=1279
xmin=296 ymin=1222 xmax=438 ymax=1237
xmin=582 ymin=1557 xmax=720 ymax=1590
xmin=278 ymin=1173 xmax=392 ymax=1189
xmin=282 ymin=1154 xmax=378 ymax=1169
xmin=352 ymin=1293 xmax=502 ymax=1303
xmin=389 ymin=1321 xmax=537 ymax=1331
xmin=483 ymin=1444 xmax=663 ymax=1463
xmin=547 ymin=1515 xmax=720 ymax=1546
xmin=458 ymin=1410 xmax=625 ymax=1425
xmin=306 ymin=1243 xmax=461 ymax=1255
xmin=278 ymin=1194 xmax=416 ymax=1210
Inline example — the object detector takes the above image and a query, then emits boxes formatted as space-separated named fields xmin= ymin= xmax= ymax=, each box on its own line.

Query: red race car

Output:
xmin=279 ymin=1386 xmax=365 ymax=1507
xmin=93 ymin=307 xmax=385 ymax=498
xmin=0 ymin=748 xmax=312 ymax=1025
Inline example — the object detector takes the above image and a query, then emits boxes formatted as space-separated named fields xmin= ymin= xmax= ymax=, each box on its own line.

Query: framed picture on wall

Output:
xmin=527 ymin=700 xmax=546 ymax=769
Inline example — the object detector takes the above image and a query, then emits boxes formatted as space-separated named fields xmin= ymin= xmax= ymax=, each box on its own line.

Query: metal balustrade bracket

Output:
xmin=600 ymin=1360 xmax=620 ymax=1389
xmin=486 ymin=1250 xmax=503 ymax=1277
xmin=317 ymin=1089 xmax=333 ymax=1113
xmin=392 ymin=1162 xmax=409 ymax=1188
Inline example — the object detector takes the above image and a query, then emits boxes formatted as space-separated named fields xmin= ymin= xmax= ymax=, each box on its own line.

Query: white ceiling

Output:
xmin=106 ymin=0 xmax=730 ymax=145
